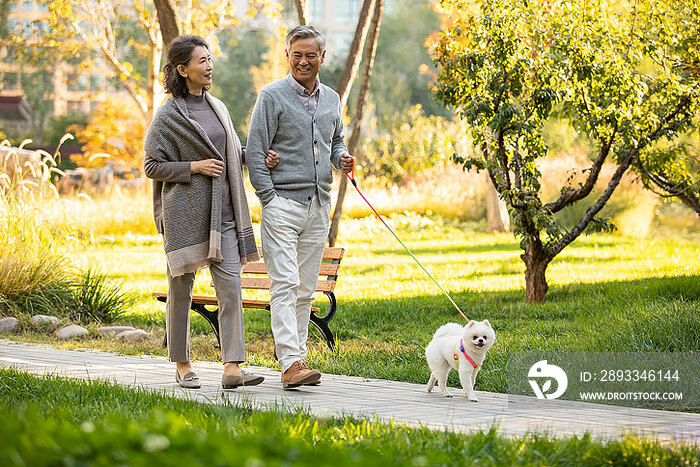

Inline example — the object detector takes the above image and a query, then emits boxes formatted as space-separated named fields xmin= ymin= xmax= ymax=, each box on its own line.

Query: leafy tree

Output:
xmin=432 ymin=0 xmax=700 ymax=302
xmin=45 ymin=113 xmax=89 ymax=149
xmin=211 ymin=27 xmax=272 ymax=143
xmin=70 ymin=98 xmax=145 ymax=171
xmin=371 ymin=0 xmax=451 ymax=123
xmin=636 ymin=130 xmax=700 ymax=213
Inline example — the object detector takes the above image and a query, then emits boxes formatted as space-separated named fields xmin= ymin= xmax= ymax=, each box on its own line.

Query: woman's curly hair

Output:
xmin=162 ymin=35 xmax=210 ymax=98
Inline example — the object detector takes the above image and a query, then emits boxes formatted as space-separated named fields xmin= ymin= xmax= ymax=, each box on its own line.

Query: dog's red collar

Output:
xmin=453 ymin=339 xmax=480 ymax=369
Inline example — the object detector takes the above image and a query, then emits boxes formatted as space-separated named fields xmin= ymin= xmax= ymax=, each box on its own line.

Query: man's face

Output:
xmin=286 ymin=37 xmax=325 ymax=91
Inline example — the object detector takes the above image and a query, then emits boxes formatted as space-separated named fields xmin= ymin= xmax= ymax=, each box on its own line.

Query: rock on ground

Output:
xmin=31 ymin=315 xmax=60 ymax=329
xmin=0 ymin=317 xmax=19 ymax=333
xmin=117 ymin=329 xmax=149 ymax=343
xmin=56 ymin=325 xmax=89 ymax=340
xmin=99 ymin=326 xmax=135 ymax=335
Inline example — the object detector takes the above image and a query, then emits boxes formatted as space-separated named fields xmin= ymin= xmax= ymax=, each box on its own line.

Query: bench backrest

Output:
xmin=241 ymin=247 xmax=344 ymax=293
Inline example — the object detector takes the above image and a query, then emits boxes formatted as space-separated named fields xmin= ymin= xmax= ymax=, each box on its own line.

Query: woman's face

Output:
xmin=178 ymin=45 xmax=212 ymax=94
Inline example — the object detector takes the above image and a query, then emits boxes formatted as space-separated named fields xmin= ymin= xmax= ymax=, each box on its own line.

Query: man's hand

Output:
xmin=265 ymin=149 xmax=280 ymax=169
xmin=340 ymin=153 xmax=354 ymax=174
xmin=191 ymin=159 xmax=224 ymax=177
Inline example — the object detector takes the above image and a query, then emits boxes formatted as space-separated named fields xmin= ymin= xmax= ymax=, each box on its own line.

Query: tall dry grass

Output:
xmin=0 ymin=139 xmax=135 ymax=322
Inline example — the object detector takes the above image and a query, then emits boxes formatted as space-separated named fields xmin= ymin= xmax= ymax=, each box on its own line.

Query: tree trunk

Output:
xmin=336 ymin=0 xmax=376 ymax=108
xmin=154 ymin=0 xmax=179 ymax=48
xmin=328 ymin=0 xmax=383 ymax=246
xmin=521 ymin=240 xmax=550 ymax=303
xmin=293 ymin=0 xmax=308 ymax=25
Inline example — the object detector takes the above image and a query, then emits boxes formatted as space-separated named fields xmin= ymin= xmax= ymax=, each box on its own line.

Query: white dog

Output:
xmin=425 ymin=320 xmax=496 ymax=401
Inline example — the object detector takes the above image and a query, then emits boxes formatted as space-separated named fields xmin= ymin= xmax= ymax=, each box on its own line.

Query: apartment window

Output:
xmin=42 ymin=73 xmax=54 ymax=92
xmin=67 ymin=100 xmax=85 ymax=113
xmin=89 ymin=74 xmax=103 ymax=91
xmin=19 ymin=18 xmax=34 ymax=38
xmin=106 ymin=76 xmax=120 ymax=92
xmin=335 ymin=0 xmax=359 ymax=21
xmin=20 ymin=0 xmax=34 ymax=12
xmin=36 ymin=19 xmax=48 ymax=36
xmin=3 ymin=73 xmax=19 ymax=90
xmin=6 ymin=18 xmax=18 ymax=35
xmin=310 ymin=0 xmax=324 ymax=22
xmin=67 ymin=74 xmax=88 ymax=91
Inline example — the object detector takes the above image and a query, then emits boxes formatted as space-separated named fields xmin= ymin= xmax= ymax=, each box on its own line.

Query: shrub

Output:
xmin=68 ymin=267 xmax=135 ymax=324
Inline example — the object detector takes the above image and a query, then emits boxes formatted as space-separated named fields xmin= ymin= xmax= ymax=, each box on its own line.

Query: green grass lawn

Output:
xmin=0 ymin=368 xmax=695 ymax=466
xmin=11 ymin=215 xmax=698 ymax=396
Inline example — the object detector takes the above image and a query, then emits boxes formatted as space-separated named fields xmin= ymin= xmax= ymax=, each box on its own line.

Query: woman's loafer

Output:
xmin=176 ymin=370 xmax=201 ymax=389
xmin=222 ymin=371 xmax=264 ymax=389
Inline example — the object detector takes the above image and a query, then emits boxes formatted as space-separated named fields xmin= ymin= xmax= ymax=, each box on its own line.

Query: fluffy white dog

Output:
xmin=425 ymin=320 xmax=496 ymax=401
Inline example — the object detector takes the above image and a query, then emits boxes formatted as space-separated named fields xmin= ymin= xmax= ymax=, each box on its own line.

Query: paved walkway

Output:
xmin=1 ymin=339 xmax=697 ymax=444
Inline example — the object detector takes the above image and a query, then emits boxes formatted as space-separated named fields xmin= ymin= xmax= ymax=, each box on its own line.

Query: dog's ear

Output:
xmin=482 ymin=319 xmax=492 ymax=328
xmin=465 ymin=320 xmax=475 ymax=328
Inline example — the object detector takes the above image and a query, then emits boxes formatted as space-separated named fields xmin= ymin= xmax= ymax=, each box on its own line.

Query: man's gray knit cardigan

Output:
xmin=246 ymin=77 xmax=347 ymax=207
xmin=144 ymin=93 xmax=259 ymax=277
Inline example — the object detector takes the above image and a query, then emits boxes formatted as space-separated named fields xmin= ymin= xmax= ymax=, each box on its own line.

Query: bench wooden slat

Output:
xmin=241 ymin=277 xmax=336 ymax=293
xmin=243 ymin=262 xmax=341 ymax=276
xmin=256 ymin=246 xmax=344 ymax=261
xmin=241 ymin=299 xmax=320 ymax=313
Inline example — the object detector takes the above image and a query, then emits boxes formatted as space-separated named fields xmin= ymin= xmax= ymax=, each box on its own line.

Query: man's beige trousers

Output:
xmin=260 ymin=194 xmax=330 ymax=372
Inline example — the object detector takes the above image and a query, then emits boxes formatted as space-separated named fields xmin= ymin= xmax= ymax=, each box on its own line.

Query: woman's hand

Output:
xmin=191 ymin=159 xmax=224 ymax=177
xmin=265 ymin=149 xmax=280 ymax=169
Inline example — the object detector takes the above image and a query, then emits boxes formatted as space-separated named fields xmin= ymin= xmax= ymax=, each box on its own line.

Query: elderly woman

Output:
xmin=144 ymin=35 xmax=276 ymax=389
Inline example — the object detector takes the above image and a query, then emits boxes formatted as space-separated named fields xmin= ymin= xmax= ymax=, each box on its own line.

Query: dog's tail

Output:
xmin=433 ymin=323 xmax=464 ymax=339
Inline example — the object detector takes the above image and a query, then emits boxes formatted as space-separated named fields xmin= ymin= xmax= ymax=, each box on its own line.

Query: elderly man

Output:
xmin=247 ymin=25 xmax=354 ymax=389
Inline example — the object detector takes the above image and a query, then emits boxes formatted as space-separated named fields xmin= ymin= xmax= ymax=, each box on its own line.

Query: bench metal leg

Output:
xmin=158 ymin=292 xmax=336 ymax=351
xmin=310 ymin=292 xmax=336 ymax=350
xmin=191 ymin=303 xmax=221 ymax=349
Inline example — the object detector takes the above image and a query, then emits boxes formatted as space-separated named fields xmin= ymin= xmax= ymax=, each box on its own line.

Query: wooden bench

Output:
xmin=153 ymin=247 xmax=344 ymax=350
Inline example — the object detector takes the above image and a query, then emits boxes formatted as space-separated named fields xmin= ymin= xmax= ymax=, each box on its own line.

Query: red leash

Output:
xmin=344 ymin=167 xmax=469 ymax=323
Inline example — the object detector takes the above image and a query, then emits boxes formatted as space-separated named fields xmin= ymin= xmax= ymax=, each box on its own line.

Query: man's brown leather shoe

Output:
xmin=281 ymin=360 xmax=321 ymax=389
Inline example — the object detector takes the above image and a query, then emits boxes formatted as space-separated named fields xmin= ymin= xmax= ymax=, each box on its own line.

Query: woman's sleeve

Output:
xmin=143 ymin=114 xmax=191 ymax=183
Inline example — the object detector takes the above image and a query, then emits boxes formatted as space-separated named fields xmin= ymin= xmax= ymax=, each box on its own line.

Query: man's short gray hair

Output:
xmin=286 ymin=25 xmax=326 ymax=52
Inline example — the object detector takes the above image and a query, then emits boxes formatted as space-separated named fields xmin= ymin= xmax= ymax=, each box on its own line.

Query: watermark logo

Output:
xmin=528 ymin=360 xmax=568 ymax=399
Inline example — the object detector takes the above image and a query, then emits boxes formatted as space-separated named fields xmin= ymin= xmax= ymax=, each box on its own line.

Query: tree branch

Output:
xmin=635 ymin=153 xmax=700 ymax=213
xmin=545 ymin=120 xmax=617 ymax=214
xmin=496 ymin=129 xmax=512 ymax=192
xmin=293 ymin=0 xmax=308 ymax=25
xmin=71 ymin=20 xmax=148 ymax=121
xmin=548 ymin=95 xmax=693 ymax=258
xmin=578 ymin=86 xmax=601 ymax=141
xmin=512 ymin=132 xmax=522 ymax=190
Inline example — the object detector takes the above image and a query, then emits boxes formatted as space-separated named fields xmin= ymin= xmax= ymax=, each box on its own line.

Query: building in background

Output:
xmin=307 ymin=0 xmax=360 ymax=62
xmin=0 ymin=0 xmax=364 ymax=141
xmin=0 ymin=0 xmax=122 ymax=123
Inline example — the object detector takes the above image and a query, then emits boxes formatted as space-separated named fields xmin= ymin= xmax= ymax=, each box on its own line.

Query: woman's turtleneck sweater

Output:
xmin=185 ymin=91 xmax=234 ymax=224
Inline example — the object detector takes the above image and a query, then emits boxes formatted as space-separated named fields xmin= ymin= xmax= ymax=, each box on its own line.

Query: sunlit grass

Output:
xmin=2 ymin=368 xmax=696 ymax=466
